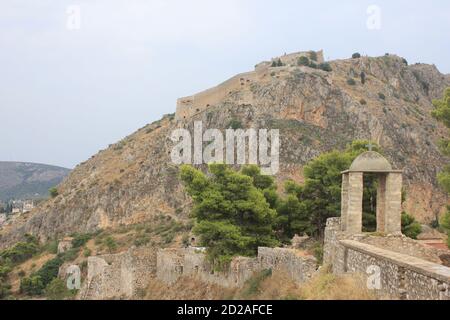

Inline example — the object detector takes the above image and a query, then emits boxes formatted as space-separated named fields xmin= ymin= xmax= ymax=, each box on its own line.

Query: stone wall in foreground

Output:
xmin=78 ymin=246 xmax=156 ymax=300
xmin=324 ymin=217 xmax=450 ymax=300
xmin=156 ymin=246 xmax=317 ymax=288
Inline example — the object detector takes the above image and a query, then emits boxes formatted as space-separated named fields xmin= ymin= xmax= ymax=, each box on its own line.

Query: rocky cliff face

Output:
xmin=1 ymin=53 xmax=449 ymax=247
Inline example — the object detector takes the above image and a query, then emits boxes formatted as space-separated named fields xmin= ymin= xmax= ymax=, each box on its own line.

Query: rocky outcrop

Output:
xmin=1 ymin=53 xmax=449 ymax=247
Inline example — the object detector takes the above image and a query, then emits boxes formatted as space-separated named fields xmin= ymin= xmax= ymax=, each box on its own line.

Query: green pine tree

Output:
xmin=180 ymin=164 xmax=279 ymax=270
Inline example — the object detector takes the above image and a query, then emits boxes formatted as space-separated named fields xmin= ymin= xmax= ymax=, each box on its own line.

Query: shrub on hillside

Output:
xmin=49 ymin=187 xmax=59 ymax=198
xmin=20 ymin=276 xmax=45 ymax=296
xmin=378 ymin=92 xmax=386 ymax=100
xmin=45 ymin=278 xmax=72 ymax=300
xmin=104 ymin=236 xmax=117 ymax=253
xmin=0 ymin=236 xmax=39 ymax=264
xmin=360 ymin=71 xmax=366 ymax=84
xmin=318 ymin=63 xmax=332 ymax=72
xmin=297 ymin=56 xmax=310 ymax=66
xmin=401 ymin=212 xmax=422 ymax=239
xmin=352 ymin=52 xmax=361 ymax=59
xmin=71 ymin=233 xmax=92 ymax=248
xmin=227 ymin=119 xmax=243 ymax=130
xmin=309 ymin=51 xmax=318 ymax=61
xmin=35 ymin=256 xmax=64 ymax=286
xmin=347 ymin=78 xmax=356 ymax=85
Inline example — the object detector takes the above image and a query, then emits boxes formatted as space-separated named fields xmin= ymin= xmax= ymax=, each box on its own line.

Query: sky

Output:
xmin=0 ymin=0 xmax=449 ymax=169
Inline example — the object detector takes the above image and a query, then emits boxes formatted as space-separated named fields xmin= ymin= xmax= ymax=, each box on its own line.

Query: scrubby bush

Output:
xmin=378 ymin=92 xmax=386 ymax=100
xmin=309 ymin=62 xmax=317 ymax=69
xmin=401 ymin=212 xmax=422 ymax=239
xmin=271 ymin=58 xmax=284 ymax=67
xmin=49 ymin=187 xmax=59 ymax=198
xmin=0 ymin=283 xmax=11 ymax=299
xmin=104 ymin=236 xmax=117 ymax=253
xmin=20 ymin=256 xmax=64 ymax=296
xmin=35 ymin=257 xmax=64 ymax=286
xmin=61 ymin=248 xmax=79 ymax=262
xmin=309 ymin=51 xmax=318 ymax=61
xmin=20 ymin=276 xmax=45 ymax=296
xmin=227 ymin=118 xmax=243 ymax=130
xmin=71 ymin=233 xmax=92 ymax=248
xmin=83 ymin=248 xmax=92 ymax=257
xmin=359 ymin=99 xmax=367 ymax=105
xmin=0 ymin=236 xmax=39 ymax=264
xmin=44 ymin=240 xmax=58 ymax=254
xmin=297 ymin=56 xmax=310 ymax=66
xmin=318 ymin=63 xmax=332 ymax=72
xmin=360 ymin=72 xmax=366 ymax=84
xmin=241 ymin=269 xmax=272 ymax=297
xmin=45 ymin=278 xmax=71 ymax=300
xmin=347 ymin=78 xmax=356 ymax=86
xmin=352 ymin=52 xmax=361 ymax=59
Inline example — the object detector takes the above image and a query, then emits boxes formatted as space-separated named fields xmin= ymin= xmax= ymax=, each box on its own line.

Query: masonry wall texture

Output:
xmin=78 ymin=246 xmax=156 ymax=300
xmin=156 ymin=246 xmax=317 ymax=288
xmin=324 ymin=217 xmax=450 ymax=300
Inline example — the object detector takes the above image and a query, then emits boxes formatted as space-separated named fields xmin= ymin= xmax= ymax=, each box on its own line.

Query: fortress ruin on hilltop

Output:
xmin=175 ymin=50 xmax=325 ymax=120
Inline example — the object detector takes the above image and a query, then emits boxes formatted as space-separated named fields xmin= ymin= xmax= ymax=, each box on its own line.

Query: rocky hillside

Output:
xmin=1 ymin=53 xmax=449 ymax=246
xmin=0 ymin=162 xmax=70 ymax=201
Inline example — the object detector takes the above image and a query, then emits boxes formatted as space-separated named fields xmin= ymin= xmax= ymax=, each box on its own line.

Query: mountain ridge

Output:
xmin=0 ymin=161 xmax=70 ymax=201
xmin=1 ymin=52 xmax=449 ymax=247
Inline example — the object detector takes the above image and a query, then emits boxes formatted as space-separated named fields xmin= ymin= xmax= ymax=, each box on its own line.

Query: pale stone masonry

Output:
xmin=324 ymin=218 xmax=450 ymax=300
xmin=324 ymin=152 xmax=450 ymax=300
xmin=340 ymin=151 xmax=402 ymax=234
xmin=77 ymin=246 xmax=157 ymax=300
xmin=156 ymin=247 xmax=317 ymax=288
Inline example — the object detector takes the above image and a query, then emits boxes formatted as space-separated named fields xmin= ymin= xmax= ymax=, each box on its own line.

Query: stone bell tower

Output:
xmin=340 ymin=150 xmax=403 ymax=235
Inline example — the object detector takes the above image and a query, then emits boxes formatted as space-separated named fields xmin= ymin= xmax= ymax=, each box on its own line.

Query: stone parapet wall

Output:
xmin=258 ymin=247 xmax=317 ymax=283
xmin=324 ymin=217 xmax=450 ymax=300
xmin=156 ymin=246 xmax=317 ymax=288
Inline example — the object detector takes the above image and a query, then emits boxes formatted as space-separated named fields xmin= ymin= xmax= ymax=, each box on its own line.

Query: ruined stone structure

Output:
xmin=175 ymin=50 xmax=324 ymax=120
xmin=156 ymin=246 xmax=317 ymax=288
xmin=341 ymin=151 xmax=402 ymax=234
xmin=57 ymin=237 xmax=73 ymax=254
xmin=78 ymin=246 xmax=156 ymax=300
xmin=324 ymin=152 xmax=450 ymax=300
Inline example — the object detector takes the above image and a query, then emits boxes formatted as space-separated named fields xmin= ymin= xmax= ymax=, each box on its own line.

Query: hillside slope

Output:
xmin=0 ymin=162 xmax=70 ymax=201
xmin=1 ymin=53 xmax=449 ymax=246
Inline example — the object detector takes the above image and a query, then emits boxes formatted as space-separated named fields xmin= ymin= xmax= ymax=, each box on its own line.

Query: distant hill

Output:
xmin=0 ymin=162 xmax=70 ymax=201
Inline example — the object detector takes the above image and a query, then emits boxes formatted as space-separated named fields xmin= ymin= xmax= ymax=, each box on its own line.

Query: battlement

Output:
xmin=175 ymin=50 xmax=324 ymax=120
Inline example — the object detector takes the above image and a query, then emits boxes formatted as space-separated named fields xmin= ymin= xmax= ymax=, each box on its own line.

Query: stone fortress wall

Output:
xmin=324 ymin=217 xmax=450 ymax=300
xmin=78 ymin=246 xmax=157 ymax=300
xmin=156 ymin=246 xmax=317 ymax=288
xmin=175 ymin=50 xmax=324 ymax=120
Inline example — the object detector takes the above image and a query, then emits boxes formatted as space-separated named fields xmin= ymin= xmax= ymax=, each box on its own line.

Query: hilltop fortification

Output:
xmin=176 ymin=50 xmax=324 ymax=120
xmin=1 ymin=50 xmax=449 ymax=248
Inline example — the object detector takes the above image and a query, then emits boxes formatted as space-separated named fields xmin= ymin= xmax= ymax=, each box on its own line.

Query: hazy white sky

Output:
xmin=0 ymin=0 xmax=449 ymax=168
